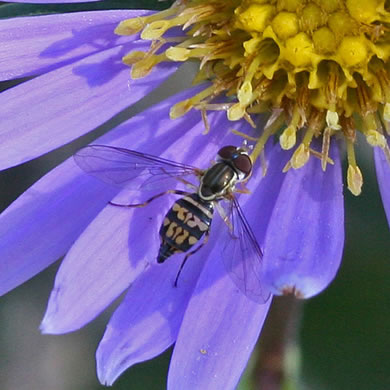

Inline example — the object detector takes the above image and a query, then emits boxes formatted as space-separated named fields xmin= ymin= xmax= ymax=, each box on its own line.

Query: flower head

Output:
xmin=0 ymin=0 xmax=389 ymax=389
xmin=117 ymin=0 xmax=390 ymax=196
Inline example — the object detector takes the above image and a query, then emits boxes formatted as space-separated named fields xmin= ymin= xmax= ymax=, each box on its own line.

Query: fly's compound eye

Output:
xmin=217 ymin=145 xmax=237 ymax=160
xmin=233 ymin=153 xmax=252 ymax=180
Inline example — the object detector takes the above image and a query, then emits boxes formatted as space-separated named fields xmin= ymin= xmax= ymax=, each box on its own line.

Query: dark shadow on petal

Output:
xmin=71 ymin=41 xmax=176 ymax=87
xmin=71 ymin=45 xmax=130 ymax=87
xmin=39 ymin=25 xmax=128 ymax=60
xmin=299 ymin=139 xmax=342 ymax=202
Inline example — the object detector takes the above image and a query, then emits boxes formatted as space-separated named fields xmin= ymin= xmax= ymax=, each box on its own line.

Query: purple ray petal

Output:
xmin=168 ymin=236 xmax=272 ymax=390
xmin=246 ymin=144 xmax=292 ymax=248
xmin=95 ymin=117 xmax=260 ymax=384
xmin=0 ymin=10 xmax=149 ymax=81
xmin=96 ymin=134 xmax=285 ymax=385
xmin=262 ymin=141 xmax=344 ymax=298
xmin=166 ymin=142 xmax=286 ymax=389
xmin=39 ymin=96 xmax=206 ymax=333
xmin=374 ymin=145 xmax=390 ymax=227
xmin=0 ymin=161 xmax=117 ymax=296
xmin=223 ymin=142 xmax=293 ymax=303
xmin=40 ymin=191 xmax=171 ymax=334
xmin=40 ymin=93 xmax=259 ymax=333
xmin=0 ymin=85 xmax=202 ymax=298
xmin=0 ymin=42 xmax=178 ymax=171
xmin=96 ymin=225 xmax=221 ymax=386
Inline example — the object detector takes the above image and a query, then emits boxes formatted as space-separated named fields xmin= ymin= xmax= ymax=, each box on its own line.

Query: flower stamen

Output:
xmin=251 ymin=110 xmax=285 ymax=164
xmin=290 ymin=111 xmax=321 ymax=169
xmin=346 ymin=138 xmax=363 ymax=196
xmin=170 ymin=84 xmax=218 ymax=119
xmin=291 ymin=143 xmax=310 ymax=169
xmin=321 ymin=126 xmax=332 ymax=172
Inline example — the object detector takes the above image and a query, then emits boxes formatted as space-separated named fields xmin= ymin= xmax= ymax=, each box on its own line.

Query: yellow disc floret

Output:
xmin=312 ymin=27 xmax=337 ymax=54
xmin=285 ymin=32 xmax=316 ymax=67
xmin=338 ymin=36 xmax=368 ymax=66
xmin=116 ymin=0 xmax=390 ymax=195
xmin=301 ymin=3 xmax=325 ymax=32
xmin=346 ymin=0 xmax=382 ymax=23
xmin=235 ymin=3 xmax=275 ymax=33
xmin=272 ymin=12 xmax=299 ymax=40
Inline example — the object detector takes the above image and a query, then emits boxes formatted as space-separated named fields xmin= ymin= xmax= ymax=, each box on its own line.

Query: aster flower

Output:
xmin=0 ymin=0 xmax=389 ymax=389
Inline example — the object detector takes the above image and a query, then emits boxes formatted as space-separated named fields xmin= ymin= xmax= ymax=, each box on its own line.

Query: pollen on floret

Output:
xmin=314 ymin=0 xmax=341 ymax=13
xmin=285 ymin=33 xmax=315 ymax=67
xmin=170 ymin=99 xmax=193 ymax=119
xmin=141 ymin=20 xmax=170 ymax=40
xmin=117 ymin=0 xmax=390 ymax=196
xmin=312 ymin=27 xmax=337 ymax=54
xmin=338 ymin=36 xmax=368 ymax=66
xmin=291 ymin=144 xmax=310 ymax=169
xmin=384 ymin=103 xmax=390 ymax=121
xmin=328 ymin=11 xmax=358 ymax=39
xmin=278 ymin=0 xmax=303 ymax=13
xmin=301 ymin=3 xmax=325 ymax=32
xmin=271 ymin=12 xmax=299 ymax=40
xmin=346 ymin=0 xmax=381 ymax=23
xmin=280 ymin=126 xmax=297 ymax=150
xmin=166 ymin=47 xmax=191 ymax=62
xmin=235 ymin=3 xmax=275 ymax=33
xmin=366 ymin=130 xmax=387 ymax=148
xmin=326 ymin=111 xmax=342 ymax=131
xmin=347 ymin=165 xmax=363 ymax=196
xmin=115 ymin=18 xmax=145 ymax=35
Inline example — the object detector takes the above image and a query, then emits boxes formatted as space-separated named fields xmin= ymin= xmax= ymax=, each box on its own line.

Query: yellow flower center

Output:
xmin=116 ymin=0 xmax=390 ymax=195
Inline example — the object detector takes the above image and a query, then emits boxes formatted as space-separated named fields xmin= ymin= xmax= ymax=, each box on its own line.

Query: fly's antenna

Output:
xmin=238 ymin=139 xmax=253 ymax=155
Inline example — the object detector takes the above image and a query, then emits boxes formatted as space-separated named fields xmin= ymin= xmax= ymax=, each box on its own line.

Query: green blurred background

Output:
xmin=0 ymin=1 xmax=389 ymax=389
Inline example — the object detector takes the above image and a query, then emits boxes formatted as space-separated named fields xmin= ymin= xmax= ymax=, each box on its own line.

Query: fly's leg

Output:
xmin=172 ymin=168 xmax=204 ymax=190
xmin=175 ymin=177 xmax=197 ymax=191
xmin=215 ymin=202 xmax=234 ymax=233
xmin=234 ymin=183 xmax=251 ymax=194
xmin=109 ymin=189 xmax=190 ymax=208
xmin=174 ymin=229 xmax=210 ymax=287
xmin=156 ymin=167 xmax=203 ymax=191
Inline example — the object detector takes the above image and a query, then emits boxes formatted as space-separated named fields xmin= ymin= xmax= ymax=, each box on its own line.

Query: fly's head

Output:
xmin=216 ymin=144 xmax=253 ymax=182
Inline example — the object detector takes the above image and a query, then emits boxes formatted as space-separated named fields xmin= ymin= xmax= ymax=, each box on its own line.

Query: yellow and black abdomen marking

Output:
xmin=157 ymin=193 xmax=214 ymax=263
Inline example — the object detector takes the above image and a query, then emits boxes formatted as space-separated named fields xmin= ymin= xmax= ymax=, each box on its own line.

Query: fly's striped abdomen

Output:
xmin=158 ymin=193 xmax=214 ymax=263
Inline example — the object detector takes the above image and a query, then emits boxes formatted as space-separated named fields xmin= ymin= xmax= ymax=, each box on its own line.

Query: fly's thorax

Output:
xmin=199 ymin=162 xmax=238 ymax=201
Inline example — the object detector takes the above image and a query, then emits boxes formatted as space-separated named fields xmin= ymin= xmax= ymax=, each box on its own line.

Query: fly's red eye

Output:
xmin=233 ymin=154 xmax=252 ymax=177
xmin=217 ymin=145 xmax=237 ymax=160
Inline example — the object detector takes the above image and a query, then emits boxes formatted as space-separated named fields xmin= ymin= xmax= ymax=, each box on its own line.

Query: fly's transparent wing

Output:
xmin=220 ymin=196 xmax=271 ymax=304
xmin=74 ymin=145 xmax=200 ymax=190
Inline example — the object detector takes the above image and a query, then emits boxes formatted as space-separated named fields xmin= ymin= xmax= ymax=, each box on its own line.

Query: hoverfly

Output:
xmin=74 ymin=144 xmax=270 ymax=303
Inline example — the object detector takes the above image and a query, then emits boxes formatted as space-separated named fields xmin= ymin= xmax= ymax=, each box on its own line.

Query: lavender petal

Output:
xmin=166 ymin=143 xmax=286 ymax=388
xmin=97 ymin=113 xmax=260 ymax=385
xmin=374 ymin=146 xmax=390 ymax=227
xmin=96 ymin=225 xmax=221 ymax=386
xmin=0 ymin=42 xmax=178 ymax=171
xmin=40 ymin=88 xmax=259 ymax=333
xmin=0 ymin=10 xmax=149 ymax=81
xmin=168 ymin=237 xmax=272 ymax=390
xmin=40 ymin=191 xmax=169 ymax=334
xmin=0 ymin=160 xmax=117 ymax=296
xmin=262 ymin=141 xmax=344 ymax=298
xmin=0 ymin=86 xmax=201 ymax=298
xmin=222 ymin=142 xmax=292 ymax=303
